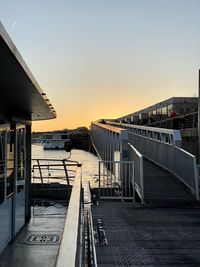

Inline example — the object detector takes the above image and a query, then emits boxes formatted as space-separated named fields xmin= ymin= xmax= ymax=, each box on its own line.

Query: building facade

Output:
xmin=117 ymin=97 xmax=198 ymax=125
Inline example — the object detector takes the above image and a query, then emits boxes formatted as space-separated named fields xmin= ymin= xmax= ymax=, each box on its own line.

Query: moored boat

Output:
xmin=43 ymin=132 xmax=71 ymax=150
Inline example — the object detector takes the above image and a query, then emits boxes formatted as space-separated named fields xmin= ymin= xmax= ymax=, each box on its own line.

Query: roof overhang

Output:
xmin=0 ymin=22 xmax=56 ymax=123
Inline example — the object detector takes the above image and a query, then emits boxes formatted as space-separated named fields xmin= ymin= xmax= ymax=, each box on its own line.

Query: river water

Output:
xmin=32 ymin=145 xmax=99 ymax=188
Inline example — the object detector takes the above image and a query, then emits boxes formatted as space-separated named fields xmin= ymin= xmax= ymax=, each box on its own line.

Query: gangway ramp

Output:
xmin=91 ymin=121 xmax=199 ymax=204
xmin=143 ymin=158 xmax=199 ymax=207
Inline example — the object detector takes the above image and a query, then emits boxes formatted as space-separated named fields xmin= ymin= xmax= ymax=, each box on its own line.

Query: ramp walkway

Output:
xmin=143 ymin=158 xmax=198 ymax=207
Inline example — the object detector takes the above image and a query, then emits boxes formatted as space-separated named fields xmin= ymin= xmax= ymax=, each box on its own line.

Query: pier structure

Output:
xmin=89 ymin=119 xmax=200 ymax=266
xmin=91 ymin=120 xmax=199 ymax=203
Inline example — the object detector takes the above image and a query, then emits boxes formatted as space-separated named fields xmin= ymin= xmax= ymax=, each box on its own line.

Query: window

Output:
xmin=161 ymin=106 xmax=167 ymax=114
xmin=168 ymin=104 xmax=173 ymax=116
xmin=157 ymin=108 xmax=162 ymax=114
xmin=17 ymin=128 xmax=26 ymax=193
xmin=7 ymin=126 xmax=15 ymax=197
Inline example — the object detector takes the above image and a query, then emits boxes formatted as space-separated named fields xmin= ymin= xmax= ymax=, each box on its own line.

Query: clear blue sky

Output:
xmin=1 ymin=0 xmax=200 ymax=130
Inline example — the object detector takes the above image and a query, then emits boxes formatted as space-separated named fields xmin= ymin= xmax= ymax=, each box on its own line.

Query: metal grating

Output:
xmin=93 ymin=203 xmax=148 ymax=266
xmin=32 ymin=201 xmax=67 ymax=216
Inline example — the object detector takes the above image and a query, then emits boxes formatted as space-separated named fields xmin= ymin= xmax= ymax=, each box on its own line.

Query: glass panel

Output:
xmin=161 ymin=106 xmax=167 ymax=114
xmin=6 ymin=127 xmax=15 ymax=197
xmin=157 ymin=108 xmax=162 ymax=114
xmin=61 ymin=134 xmax=69 ymax=139
xmin=168 ymin=104 xmax=173 ymax=116
xmin=0 ymin=131 xmax=5 ymax=205
xmin=15 ymin=126 xmax=26 ymax=234
xmin=17 ymin=128 xmax=26 ymax=193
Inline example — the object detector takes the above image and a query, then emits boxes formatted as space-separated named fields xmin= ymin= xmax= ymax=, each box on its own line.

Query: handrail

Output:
xmin=91 ymin=121 xmax=124 ymax=134
xmin=91 ymin=122 xmax=128 ymax=162
xmin=128 ymin=132 xmax=199 ymax=200
xmin=146 ymin=111 xmax=198 ymax=129
xmin=88 ymin=209 xmax=98 ymax=267
xmin=174 ymin=146 xmax=199 ymax=200
xmin=56 ymin=166 xmax=82 ymax=267
xmin=106 ymin=121 xmax=178 ymax=134
xmin=84 ymin=182 xmax=98 ymax=266
xmin=32 ymin=158 xmax=80 ymax=164
xmin=32 ymin=158 xmax=81 ymax=185
xmin=105 ymin=121 xmax=182 ymax=146
xmin=128 ymin=143 xmax=144 ymax=203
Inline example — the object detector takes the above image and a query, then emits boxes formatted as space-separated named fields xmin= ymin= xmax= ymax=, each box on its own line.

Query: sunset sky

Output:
xmin=0 ymin=0 xmax=200 ymax=131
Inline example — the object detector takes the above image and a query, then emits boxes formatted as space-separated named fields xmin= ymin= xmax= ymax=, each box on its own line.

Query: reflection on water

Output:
xmin=32 ymin=145 xmax=99 ymax=187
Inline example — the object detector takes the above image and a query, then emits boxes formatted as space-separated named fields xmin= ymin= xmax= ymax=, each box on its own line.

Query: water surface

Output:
xmin=32 ymin=145 xmax=99 ymax=187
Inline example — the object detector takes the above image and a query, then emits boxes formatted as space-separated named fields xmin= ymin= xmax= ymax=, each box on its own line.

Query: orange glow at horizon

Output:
xmin=32 ymin=92 xmax=170 ymax=132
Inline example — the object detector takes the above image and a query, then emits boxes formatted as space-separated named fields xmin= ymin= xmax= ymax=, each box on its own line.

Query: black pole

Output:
xmin=25 ymin=124 xmax=32 ymax=223
xmin=198 ymin=70 xmax=200 ymax=162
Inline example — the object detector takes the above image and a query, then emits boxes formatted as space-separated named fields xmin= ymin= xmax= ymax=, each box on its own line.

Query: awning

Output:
xmin=0 ymin=22 xmax=56 ymax=123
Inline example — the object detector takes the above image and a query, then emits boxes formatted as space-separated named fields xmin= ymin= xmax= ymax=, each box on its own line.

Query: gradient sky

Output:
xmin=0 ymin=0 xmax=200 ymax=131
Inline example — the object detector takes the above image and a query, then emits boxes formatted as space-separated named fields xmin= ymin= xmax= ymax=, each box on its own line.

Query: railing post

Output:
xmin=98 ymin=161 xmax=101 ymax=201
xmin=120 ymin=130 xmax=128 ymax=198
xmin=62 ymin=159 xmax=70 ymax=185
xmin=194 ymin=158 xmax=199 ymax=200
xmin=120 ymin=129 xmax=128 ymax=161
xmin=37 ymin=159 xmax=43 ymax=184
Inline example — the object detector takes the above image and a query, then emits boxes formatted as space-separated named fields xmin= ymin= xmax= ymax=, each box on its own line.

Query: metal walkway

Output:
xmin=93 ymin=201 xmax=200 ymax=267
xmin=143 ymin=158 xmax=198 ymax=207
xmin=91 ymin=121 xmax=199 ymax=202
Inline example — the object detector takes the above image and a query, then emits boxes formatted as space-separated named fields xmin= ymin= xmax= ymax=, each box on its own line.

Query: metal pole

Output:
xmin=62 ymin=159 xmax=70 ymax=185
xmin=199 ymin=69 xmax=200 ymax=162
xmin=25 ymin=124 xmax=31 ymax=223
xmin=37 ymin=159 xmax=43 ymax=184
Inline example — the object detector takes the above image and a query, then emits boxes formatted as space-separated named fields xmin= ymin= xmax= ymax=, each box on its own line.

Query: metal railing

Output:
xmin=56 ymin=167 xmax=83 ymax=267
xmin=128 ymin=132 xmax=199 ymax=200
xmin=32 ymin=158 xmax=80 ymax=185
xmin=146 ymin=112 xmax=198 ymax=129
xmin=90 ymin=122 xmax=127 ymax=162
xmin=173 ymin=146 xmax=199 ymax=199
xmin=105 ymin=121 xmax=182 ymax=146
xmin=31 ymin=159 xmax=82 ymax=216
xmin=128 ymin=143 xmax=144 ymax=203
xmin=91 ymin=121 xmax=199 ymax=201
xmin=98 ymin=161 xmax=134 ymax=201
xmin=84 ymin=182 xmax=97 ymax=267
